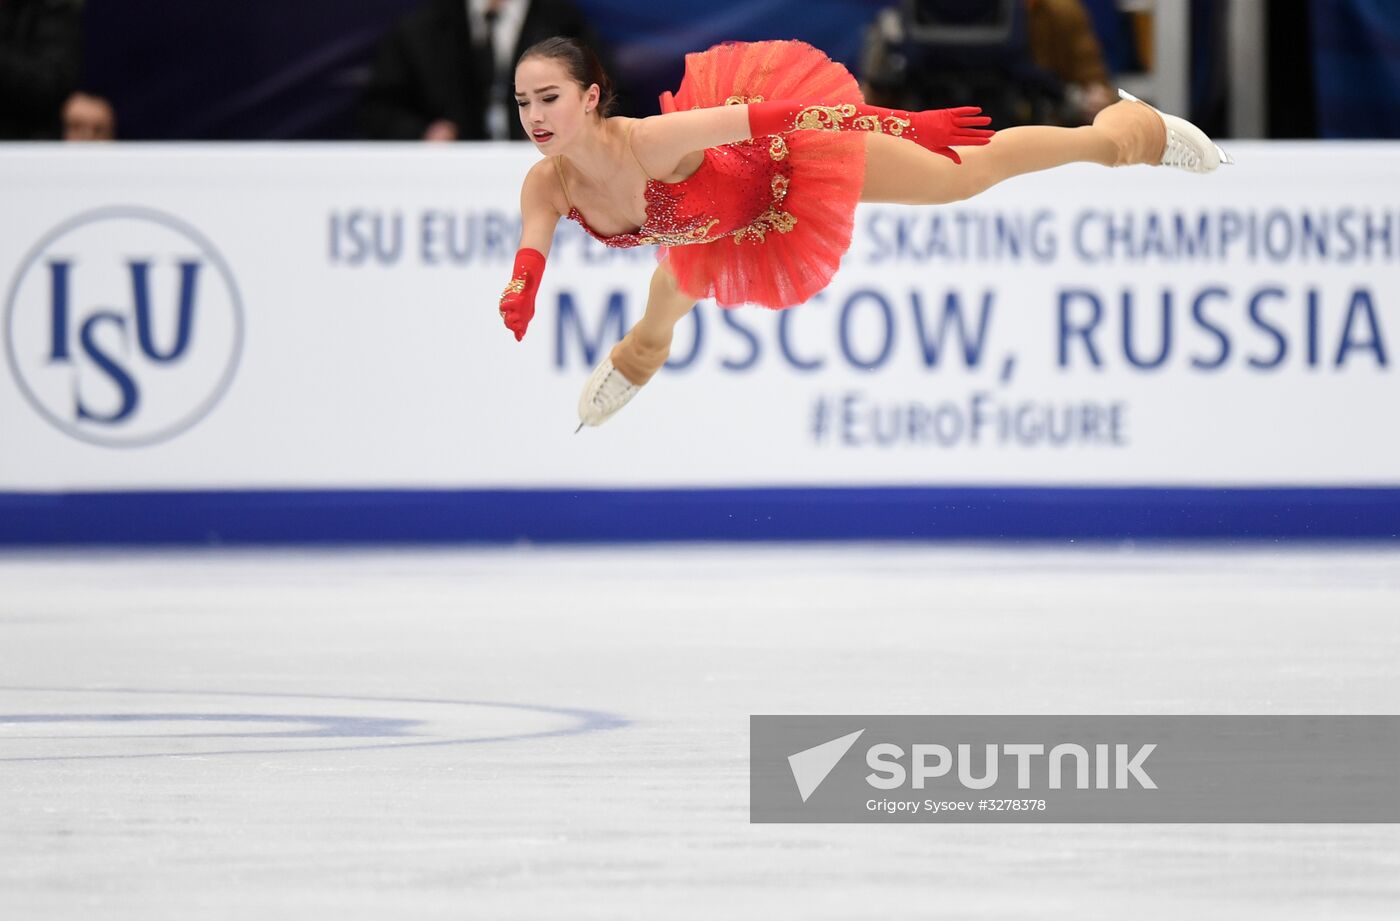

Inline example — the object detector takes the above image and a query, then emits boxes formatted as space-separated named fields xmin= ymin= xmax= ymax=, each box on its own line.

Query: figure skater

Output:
xmin=497 ymin=37 xmax=1229 ymax=427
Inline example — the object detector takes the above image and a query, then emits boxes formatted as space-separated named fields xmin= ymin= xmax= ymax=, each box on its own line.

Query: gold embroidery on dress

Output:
xmin=725 ymin=94 xmax=765 ymax=106
xmin=638 ymin=218 xmax=723 ymax=247
xmin=852 ymin=113 xmax=911 ymax=136
xmin=499 ymin=278 xmax=526 ymax=304
xmin=792 ymin=103 xmax=857 ymax=131
xmin=732 ymin=173 xmax=797 ymax=245
xmin=768 ymin=135 xmax=789 ymax=161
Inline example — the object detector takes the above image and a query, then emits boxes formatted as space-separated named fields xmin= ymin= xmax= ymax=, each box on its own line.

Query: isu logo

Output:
xmin=4 ymin=207 xmax=244 ymax=447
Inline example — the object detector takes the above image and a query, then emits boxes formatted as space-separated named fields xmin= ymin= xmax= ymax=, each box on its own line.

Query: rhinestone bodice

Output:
xmin=565 ymin=135 xmax=797 ymax=250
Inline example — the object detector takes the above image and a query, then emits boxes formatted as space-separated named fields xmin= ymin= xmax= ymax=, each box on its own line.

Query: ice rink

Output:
xmin=3 ymin=544 xmax=1399 ymax=919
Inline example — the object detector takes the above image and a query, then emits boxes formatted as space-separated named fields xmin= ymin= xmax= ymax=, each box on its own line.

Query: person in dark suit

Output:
xmin=0 ymin=0 xmax=81 ymax=140
xmin=358 ymin=0 xmax=616 ymax=142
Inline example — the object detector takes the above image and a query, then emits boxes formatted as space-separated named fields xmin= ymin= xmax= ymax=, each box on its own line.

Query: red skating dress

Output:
xmin=564 ymin=40 xmax=866 ymax=309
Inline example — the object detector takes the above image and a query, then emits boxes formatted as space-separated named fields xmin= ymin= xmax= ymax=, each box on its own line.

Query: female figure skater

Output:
xmin=498 ymin=38 xmax=1228 ymax=427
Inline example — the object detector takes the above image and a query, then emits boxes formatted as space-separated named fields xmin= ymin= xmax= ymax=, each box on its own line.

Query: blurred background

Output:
xmin=5 ymin=0 xmax=1397 ymax=145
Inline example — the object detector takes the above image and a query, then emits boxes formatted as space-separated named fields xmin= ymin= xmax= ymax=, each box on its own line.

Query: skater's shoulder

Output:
xmin=522 ymin=157 xmax=557 ymax=188
xmin=521 ymin=158 xmax=567 ymax=217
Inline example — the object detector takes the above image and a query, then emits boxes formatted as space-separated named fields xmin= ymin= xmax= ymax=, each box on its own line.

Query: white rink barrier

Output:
xmin=1 ymin=143 xmax=1396 ymax=542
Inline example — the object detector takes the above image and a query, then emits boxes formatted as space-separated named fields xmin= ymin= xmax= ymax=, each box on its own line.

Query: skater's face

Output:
xmin=514 ymin=56 xmax=600 ymax=151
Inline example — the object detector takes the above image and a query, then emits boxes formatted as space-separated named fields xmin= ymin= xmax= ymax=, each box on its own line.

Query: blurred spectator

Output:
xmin=859 ymin=0 xmax=1112 ymax=127
xmin=860 ymin=0 xmax=1059 ymax=127
xmin=358 ymin=0 xmax=613 ymax=142
xmin=1026 ymin=0 xmax=1114 ymax=123
xmin=61 ymin=89 xmax=113 ymax=140
xmin=0 ymin=0 xmax=81 ymax=140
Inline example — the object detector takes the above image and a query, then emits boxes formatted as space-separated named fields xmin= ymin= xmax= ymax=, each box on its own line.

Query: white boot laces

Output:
xmin=1162 ymin=128 xmax=1203 ymax=172
xmin=593 ymin=367 xmax=638 ymax=412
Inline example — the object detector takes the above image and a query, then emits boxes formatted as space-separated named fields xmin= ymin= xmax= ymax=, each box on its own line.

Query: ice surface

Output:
xmin=2 ymin=545 xmax=1398 ymax=919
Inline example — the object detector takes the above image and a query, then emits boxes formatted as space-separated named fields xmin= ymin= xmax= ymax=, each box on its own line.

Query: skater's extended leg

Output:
xmin=860 ymin=95 xmax=1184 ymax=205
xmin=863 ymin=125 xmax=1120 ymax=205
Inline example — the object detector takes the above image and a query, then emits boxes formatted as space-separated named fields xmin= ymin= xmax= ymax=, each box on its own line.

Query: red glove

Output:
xmin=748 ymin=100 xmax=994 ymax=164
xmin=498 ymin=248 xmax=545 ymax=341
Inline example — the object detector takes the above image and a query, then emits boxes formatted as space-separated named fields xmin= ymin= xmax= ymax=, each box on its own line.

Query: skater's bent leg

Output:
xmin=631 ymin=261 xmax=695 ymax=347
xmin=610 ymin=262 xmax=696 ymax=386
xmin=860 ymin=100 xmax=1163 ymax=205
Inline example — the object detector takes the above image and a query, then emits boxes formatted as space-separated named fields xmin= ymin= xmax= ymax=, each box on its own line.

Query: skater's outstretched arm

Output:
xmin=499 ymin=160 xmax=562 ymax=341
xmin=631 ymin=100 xmax=993 ymax=177
xmin=748 ymin=101 xmax=992 ymax=163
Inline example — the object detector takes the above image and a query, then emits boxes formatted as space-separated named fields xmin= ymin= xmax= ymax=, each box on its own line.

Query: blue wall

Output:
xmin=3 ymin=488 xmax=1397 ymax=545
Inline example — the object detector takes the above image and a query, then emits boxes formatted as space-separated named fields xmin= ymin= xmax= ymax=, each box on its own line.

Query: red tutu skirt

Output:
xmin=656 ymin=40 xmax=866 ymax=309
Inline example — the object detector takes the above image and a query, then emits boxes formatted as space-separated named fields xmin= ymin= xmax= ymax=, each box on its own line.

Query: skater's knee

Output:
xmin=929 ymin=170 xmax=989 ymax=205
xmin=944 ymin=178 xmax=980 ymax=203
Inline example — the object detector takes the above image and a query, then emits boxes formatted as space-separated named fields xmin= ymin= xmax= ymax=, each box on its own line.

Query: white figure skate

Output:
xmin=1118 ymin=88 xmax=1234 ymax=173
xmin=575 ymin=357 xmax=641 ymax=431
